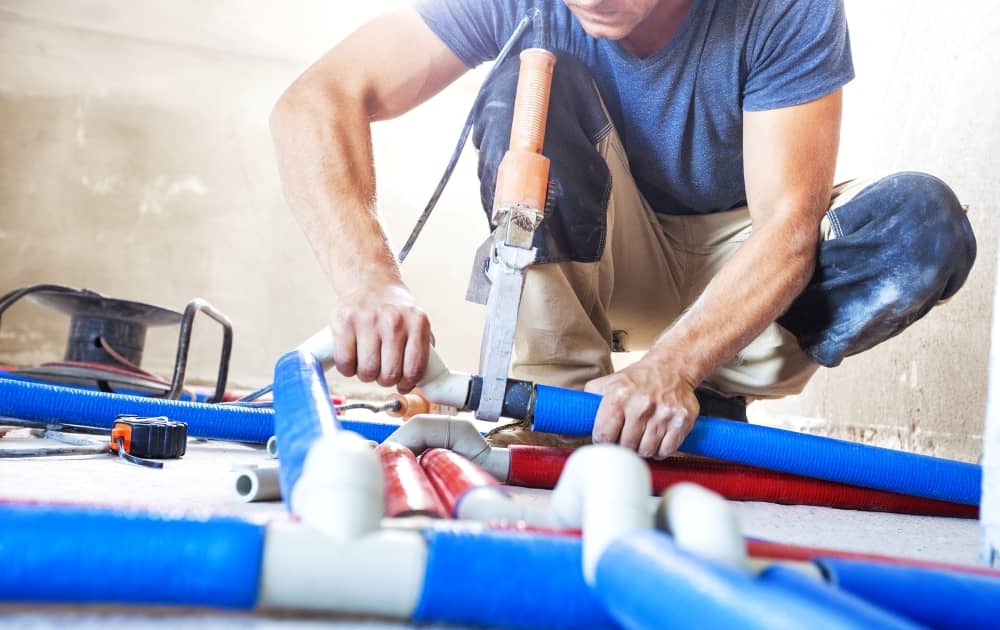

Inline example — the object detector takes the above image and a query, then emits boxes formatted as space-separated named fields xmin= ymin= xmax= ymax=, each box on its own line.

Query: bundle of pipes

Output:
xmin=3 ymin=326 xmax=982 ymax=510
xmin=5 ymin=349 xmax=1000 ymax=628
xmin=237 ymin=415 xmax=976 ymax=518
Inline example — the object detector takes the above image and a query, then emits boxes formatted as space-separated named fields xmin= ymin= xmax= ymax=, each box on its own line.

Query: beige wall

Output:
xmin=1 ymin=1 xmax=996 ymax=461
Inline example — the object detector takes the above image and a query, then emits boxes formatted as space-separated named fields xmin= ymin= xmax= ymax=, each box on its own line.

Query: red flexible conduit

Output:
xmin=507 ymin=446 xmax=978 ymax=518
xmin=748 ymin=539 xmax=1000 ymax=578
xmin=375 ymin=442 xmax=448 ymax=518
xmin=420 ymin=448 xmax=507 ymax=517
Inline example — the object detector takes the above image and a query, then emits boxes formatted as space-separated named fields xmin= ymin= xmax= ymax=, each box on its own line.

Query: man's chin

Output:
xmin=578 ymin=21 xmax=632 ymax=41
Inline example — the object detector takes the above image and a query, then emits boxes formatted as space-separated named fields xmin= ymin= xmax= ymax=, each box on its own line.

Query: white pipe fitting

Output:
xmin=233 ymin=465 xmax=281 ymax=502
xmin=290 ymin=430 xmax=385 ymax=542
xmin=386 ymin=414 xmax=511 ymax=481
xmin=258 ymin=522 xmax=427 ymax=616
xmin=549 ymin=444 xmax=653 ymax=585
xmin=655 ymin=482 xmax=748 ymax=570
xmin=299 ymin=327 xmax=471 ymax=409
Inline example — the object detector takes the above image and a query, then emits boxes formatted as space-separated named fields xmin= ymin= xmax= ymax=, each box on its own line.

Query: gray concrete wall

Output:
xmin=0 ymin=1 xmax=996 ymax=462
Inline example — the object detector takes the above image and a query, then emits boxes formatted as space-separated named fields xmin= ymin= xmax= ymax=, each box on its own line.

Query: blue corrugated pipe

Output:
xmin=532 ymin=384 xmax=981 ymax=505
xmin=272 ymin=349 xmax=340 ymax=504
xmin=757 ymin=566 xmax=921 ymax=629
xmin=816 ymin=557 xmax=1000 ymax=629
xmin=594 ymin=530 xmax=916 ymax=630
xmin=0 ymin=375 xmax=398 ymax=444
xmin=0 ymin=503 xmax=264 ymax=609
xmin=415 ymin=527 xmax=616 ymax=629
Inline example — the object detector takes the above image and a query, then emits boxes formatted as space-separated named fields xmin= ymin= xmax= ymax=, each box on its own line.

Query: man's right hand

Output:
xmin=329 ymin=282 xmax=432 ymax=394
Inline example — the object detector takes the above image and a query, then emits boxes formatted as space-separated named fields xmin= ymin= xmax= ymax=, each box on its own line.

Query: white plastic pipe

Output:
xmin=386 ymin=414 xmax=511 ymax=481
xmin=983 ymin=241 xmax=1000 ymax=566
xmin=549 ymin=444 xmax=653 ymax=585
xmin=298 ymin=327 xmax=472 ymax=408
xmin=290 ymin=430 xmax=385 ymax=542
xmin=456 ymin=486 xmax=552 ymax=525
xmin=258 ymin=521 xmax=427 ymax=616
xmin=266 ymin=435 xmax=278 ymax=458
xmin=233 ymin=465 xmax=281 ymax=503
xmin=655 ymin=482 xmax=748 ymax=570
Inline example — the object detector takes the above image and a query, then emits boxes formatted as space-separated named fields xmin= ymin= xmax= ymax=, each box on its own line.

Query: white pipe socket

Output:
xmin=233 ymin=465 xmax=281 ymax=502
xmin=656 ymin=482 xmax=748 ymax=570
xmin=549 ymin=444 xmax=653 ymax=585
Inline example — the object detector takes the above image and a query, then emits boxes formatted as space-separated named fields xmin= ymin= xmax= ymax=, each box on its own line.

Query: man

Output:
xmin=270 ymin=0 xmax=975 ymax=459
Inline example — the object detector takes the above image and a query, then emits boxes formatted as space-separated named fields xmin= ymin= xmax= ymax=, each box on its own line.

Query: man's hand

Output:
xmin=329 ymin=282 xmax=432 ymax=393
xmin=585 ymin=357 xmax=700 ymax=460
xmin=268 ymin=8 xmax=465 ymax=394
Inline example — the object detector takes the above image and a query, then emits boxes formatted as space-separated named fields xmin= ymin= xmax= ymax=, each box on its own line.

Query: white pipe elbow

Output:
xmin=549 ymin=444 xmax=653 ymax=585
xmin=290 ymin=431 xmax=384 ymax=541
xmin=418 ymin=349 xmax=472 ymax=409
xmin=299 ymin=327 xmax=470 ymax=409
xmin=386 ymin=415 xmax=511 ymax=482
xmin=656 ymin=482 xmax=747 ymax=570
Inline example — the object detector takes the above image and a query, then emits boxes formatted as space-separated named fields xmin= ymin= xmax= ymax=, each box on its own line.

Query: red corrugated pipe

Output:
xmin=421 ymin=447 xmax=506 ymax=517
xmin=375 ymin=441 xmax=448 ymax=518
xmin=507 ymin=445 xmax=978 ymax=519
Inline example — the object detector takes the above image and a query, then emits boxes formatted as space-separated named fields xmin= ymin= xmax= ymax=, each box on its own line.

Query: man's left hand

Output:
xmin=584 ymin=358 xmax=700 ymax=459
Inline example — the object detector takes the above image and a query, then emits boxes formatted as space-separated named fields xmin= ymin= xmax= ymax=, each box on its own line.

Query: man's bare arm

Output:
xmin=270 ymin=8 xmax=467 ymax=391
xmin=587 ymin=89 xmax=843 ymax=458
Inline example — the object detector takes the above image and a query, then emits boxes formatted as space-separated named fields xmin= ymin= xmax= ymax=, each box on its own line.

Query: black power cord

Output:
xmin=396 ymin=9 xmax=545 ymax=261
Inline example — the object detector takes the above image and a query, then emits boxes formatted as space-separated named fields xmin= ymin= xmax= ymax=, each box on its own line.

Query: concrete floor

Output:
xmin=0 ymin=422 xmax=982 ymax=628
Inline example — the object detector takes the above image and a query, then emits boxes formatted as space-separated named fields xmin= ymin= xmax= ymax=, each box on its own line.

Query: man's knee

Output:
xmin=780 ymin=171 xmax=976 ymax=366
xmin=880 ymin=171 xmax=976 ymax=301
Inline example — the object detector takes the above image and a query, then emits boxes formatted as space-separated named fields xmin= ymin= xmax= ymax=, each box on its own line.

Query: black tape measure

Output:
xmin=110 ymin=415 xmax=187 ymax=467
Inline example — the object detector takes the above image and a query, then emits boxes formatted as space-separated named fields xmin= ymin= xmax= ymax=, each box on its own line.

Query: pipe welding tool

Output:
xmin=475 ymin=48 xmax=556 ymax=422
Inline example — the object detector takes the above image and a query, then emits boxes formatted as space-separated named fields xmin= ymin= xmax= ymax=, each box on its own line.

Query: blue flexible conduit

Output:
xmin=0 ymin=375 xmax=398 ymax=444
xmin=414 ymin=527 xmax=616 ymax=629
xmin=0 ymin=503 xmax=264 ymax=609
xmin=757 ymin=566 xmax=920 ymax=629
xmin=0 ymin=376 xmax=273 ymax=442
xmin=532 ymin=384 xmax=981 ymax=505
xmin=816 ymin=557 xmax=1000 ymax=629
xmin=272 ymin=350 xmax=339 ymax=504
xmin=594 ymin=530 xmax=909 ymax=630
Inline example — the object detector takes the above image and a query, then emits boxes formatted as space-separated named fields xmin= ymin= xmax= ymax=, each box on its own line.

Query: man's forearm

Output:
xmin=647 ymin=215 xmax=818 ymax=387
xmin=270 ymin=86 xmax=403 ymax=297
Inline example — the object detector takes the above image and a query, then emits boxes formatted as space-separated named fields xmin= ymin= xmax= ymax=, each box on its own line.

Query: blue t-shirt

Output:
xmin=416 ymin=0 xmax=854 ymax=215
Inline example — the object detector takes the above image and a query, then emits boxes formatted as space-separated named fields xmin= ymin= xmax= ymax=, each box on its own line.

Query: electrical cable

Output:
xmin=234 ymin=383 xmax=272 ymax=403
xmin=397 ymin=9 xmax=542 ymax=262
xmin=0 ymin=444 xmax=108 ymax=458
xmin=0 ymin=416 xmax=108 ymax=436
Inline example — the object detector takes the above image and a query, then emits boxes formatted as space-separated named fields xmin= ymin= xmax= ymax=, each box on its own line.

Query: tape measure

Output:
xmin=110 ymin=415 xmax=187 ymax=468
